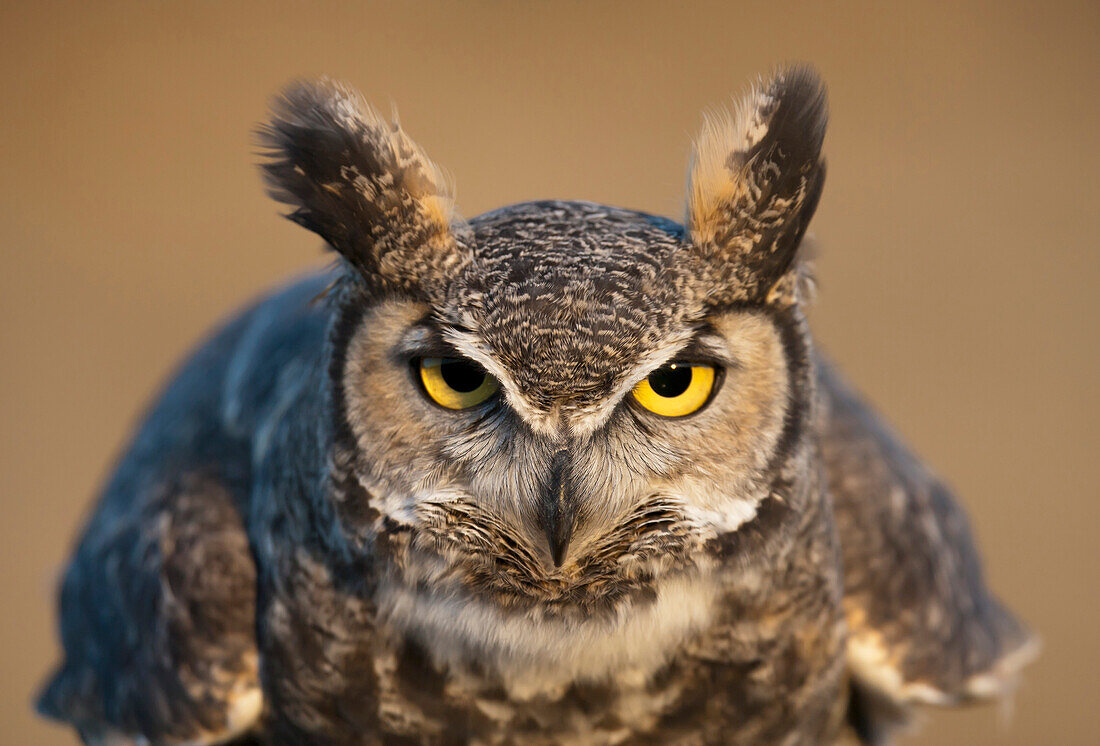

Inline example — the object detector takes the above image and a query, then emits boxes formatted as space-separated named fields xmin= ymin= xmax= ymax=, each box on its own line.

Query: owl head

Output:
xmin=260 ymin=67 xmax=827 ymax=615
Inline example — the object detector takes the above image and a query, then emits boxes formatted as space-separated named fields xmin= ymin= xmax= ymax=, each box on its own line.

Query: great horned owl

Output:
xmin=37 ymin=67 xmax=1035 ymax=746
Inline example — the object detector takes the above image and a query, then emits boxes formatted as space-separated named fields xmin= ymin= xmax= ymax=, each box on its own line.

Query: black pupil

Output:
xmin=649 ymin=364 xmax=693 ymax=398
xmin=440 ymin=360 xmax=486 ymax=393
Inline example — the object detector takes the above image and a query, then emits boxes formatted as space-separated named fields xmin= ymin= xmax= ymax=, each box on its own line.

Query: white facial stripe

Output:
xmin=442 ymin=328 xmax=561 ymax=435
xmin=545 ymin=325 xmax=737 ymax=437
xmin=566 ymin=327 xmax=699 ymax=436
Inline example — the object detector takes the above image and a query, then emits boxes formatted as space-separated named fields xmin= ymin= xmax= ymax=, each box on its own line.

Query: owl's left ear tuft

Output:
xmin=258 ymin=79 xmax=470 ymax=298
xmin=687 ymin=65 xmax=827 ymax=306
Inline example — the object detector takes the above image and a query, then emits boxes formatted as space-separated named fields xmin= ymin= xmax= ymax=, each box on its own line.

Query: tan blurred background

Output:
xmin=2 ymin=1 xmax=1097 ymax=743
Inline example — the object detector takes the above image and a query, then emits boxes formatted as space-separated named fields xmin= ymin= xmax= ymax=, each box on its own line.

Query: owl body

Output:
xmin=39 ymin=69 xmax=1034 ymax=746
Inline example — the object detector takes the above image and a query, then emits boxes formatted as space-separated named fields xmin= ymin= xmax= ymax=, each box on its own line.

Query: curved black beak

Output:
xmin=539 ymin=449 xmax=578 ymax=567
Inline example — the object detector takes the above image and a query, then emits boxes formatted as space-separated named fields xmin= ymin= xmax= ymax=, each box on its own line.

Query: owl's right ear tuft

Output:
xmin=258 ymin=79 xmax=470 ymax=298
xmin=686 ymin=65 xmax=827 ymax=307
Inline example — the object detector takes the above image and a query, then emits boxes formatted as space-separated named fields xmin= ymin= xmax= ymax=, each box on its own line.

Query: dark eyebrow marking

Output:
xmin=670 ymin=323 xmax=736 ymax=367
xmin=393 ymin=319 xmax=466 ymax=361
xmin=672 ymin=338 xmax=718 ymax=361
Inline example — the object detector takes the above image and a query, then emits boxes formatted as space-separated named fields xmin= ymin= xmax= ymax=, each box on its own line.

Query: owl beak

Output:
xmin=539 ymin=449 xmax=578 ymax=568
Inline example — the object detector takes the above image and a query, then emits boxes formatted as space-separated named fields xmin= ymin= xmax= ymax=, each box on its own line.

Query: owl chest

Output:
xmin=262 ymin=538 xmax=845 ymax=744
xmin=366 ymin=568 xmax=847 ymax=745
xmin=369 ymin=574 xmax=718 ymax=744
xmin=376 ymin=572 xmax=722 ymax=700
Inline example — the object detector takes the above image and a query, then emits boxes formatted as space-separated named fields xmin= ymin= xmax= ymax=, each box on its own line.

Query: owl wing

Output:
xmin=36 ymin=474 xmax=262 ymax=746
xmin=816 ymin=358 xmax=1037 ymax=740
xmin=37 ymin=274 xmax=335 ymax=745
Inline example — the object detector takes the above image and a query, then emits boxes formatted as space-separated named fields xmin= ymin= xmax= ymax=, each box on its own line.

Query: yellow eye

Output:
xmin=419 ymin=357 xmax=499 ymax=410
xmin=631 ymin=363 xmax=717 ymax=417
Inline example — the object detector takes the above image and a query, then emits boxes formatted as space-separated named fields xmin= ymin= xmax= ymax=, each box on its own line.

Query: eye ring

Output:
xmin=417 ymin=357 xmax=500 ymax=410
xmin=631 ymin=362 xmax=720 ymax=418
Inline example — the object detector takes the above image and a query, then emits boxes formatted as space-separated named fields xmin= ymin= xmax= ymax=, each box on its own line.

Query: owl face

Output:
xmin=335 ymin=203 xmax=802 ymax=609
xmin=261 ymin=69 xmax=826 ymax=611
